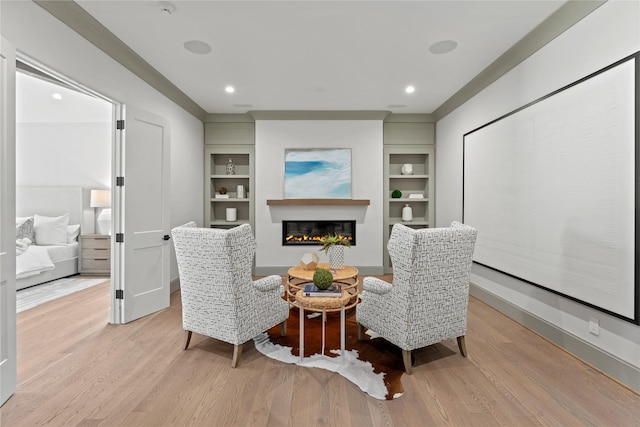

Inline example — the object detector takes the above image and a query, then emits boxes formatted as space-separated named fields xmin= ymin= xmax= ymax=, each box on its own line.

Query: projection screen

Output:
xmin=463 ymin=53 xmax=638 ymax=323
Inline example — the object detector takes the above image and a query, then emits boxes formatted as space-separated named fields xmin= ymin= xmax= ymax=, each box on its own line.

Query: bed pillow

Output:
xmin=67 ymin=224 xmax=81 ymax=243
xmin=34 ymin=214 xmax=69 ymax=246
xmin=16 ymin=217 xmax=34 ymax=241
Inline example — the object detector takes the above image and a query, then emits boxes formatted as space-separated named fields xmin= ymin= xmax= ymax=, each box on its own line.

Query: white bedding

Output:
xmin=47 ymin=241 xmax=79 ymax=262
xmin=16 ymin=240 xmax=79 ymax=280
xmin=16 ymin=243 xmax=55 ymax=279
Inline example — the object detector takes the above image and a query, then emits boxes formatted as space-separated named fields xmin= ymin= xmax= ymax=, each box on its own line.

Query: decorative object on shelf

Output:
xmin=402 ymin=204 xmax=413 ymax=222
xmin=284 ymin=148 xmax=352 ymax=199
xmin=216 ymin=187 xmax=229 ymax=198
xmin=312 ymin=268 xmax=334 ymax=290
xmin=318 ymin=233 xmax=350 ymax=270
xmin=236 ymin=184 xmax=245 ymax=199
xmin=225 ymin=207 xmax=237 ymax=222
xmin=300 ymin=252 xmax=319 ymax=271
xmin=90 ymin=189 xmax=111 ymax=235
xmin=401 ymin=163 xmax=413 ymax=175
xmin=391 ymin=189 xmax=402 ymax=198
xmin=408 ymin=193 xmax=424 ymax=199
xmin=226 ymin=158 xmax=235 ymax=175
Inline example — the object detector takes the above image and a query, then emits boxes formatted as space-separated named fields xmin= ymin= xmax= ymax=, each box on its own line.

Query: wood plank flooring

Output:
xmin=2 ymin=278 xmax=639 ymax=426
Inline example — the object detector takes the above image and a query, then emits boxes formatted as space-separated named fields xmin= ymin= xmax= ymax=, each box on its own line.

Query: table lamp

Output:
xmin=90 ymin=189 xmax=111 ymax=235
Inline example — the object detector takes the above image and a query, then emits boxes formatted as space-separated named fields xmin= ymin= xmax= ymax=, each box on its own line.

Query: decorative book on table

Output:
xmin=303 ymin=283 xmax=342 ymax=297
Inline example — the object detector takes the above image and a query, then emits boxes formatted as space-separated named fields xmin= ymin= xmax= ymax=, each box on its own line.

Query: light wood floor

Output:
xmin=2 ymin=278 xmax=639 ymax=426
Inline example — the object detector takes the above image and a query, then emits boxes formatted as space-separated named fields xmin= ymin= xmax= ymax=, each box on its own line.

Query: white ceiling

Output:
xmin=16 ymin=72 xmax=112 ymax=123
xmin=71 ymin=0 xmax=568 ymax=115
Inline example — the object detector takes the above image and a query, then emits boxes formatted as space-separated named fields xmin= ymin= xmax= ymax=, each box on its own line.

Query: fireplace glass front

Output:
xmin=282 ymin=220 xmax=356 ymax=246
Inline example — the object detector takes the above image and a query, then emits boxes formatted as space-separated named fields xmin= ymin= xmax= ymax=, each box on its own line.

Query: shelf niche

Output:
xmin=266 ymin=199 xmax=370 ymax=206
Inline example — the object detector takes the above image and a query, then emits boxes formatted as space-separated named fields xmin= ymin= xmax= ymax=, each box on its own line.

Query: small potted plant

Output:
xmin=318 ymin=233 xmax=351 ymax=270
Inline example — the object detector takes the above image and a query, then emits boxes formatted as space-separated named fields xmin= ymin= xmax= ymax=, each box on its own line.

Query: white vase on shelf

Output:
xmin=225 ymin=207 xmax=237 ymax=222
xmin=401 ymin=163 xmax=413 ymax=175
xmin=402 ymin=204 xmax=413 ymax=222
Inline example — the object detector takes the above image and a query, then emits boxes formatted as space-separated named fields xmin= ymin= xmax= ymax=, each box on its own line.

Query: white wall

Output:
xmin=1 ymin=1 xmax=204 ymax=283
xmin=16 ymin=122 xmax=111 ymax=188
xmin=254 ymin=120 xmax=383 ymax=274
xmin=436 ymin=0 xmax=640 ymax=387
xmin=16 ymin=70 xmax=112 ymax=190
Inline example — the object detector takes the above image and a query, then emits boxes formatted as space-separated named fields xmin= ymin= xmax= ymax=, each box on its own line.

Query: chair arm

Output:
xmin=363 ymin=277 xmax=393 ymax=295
xmin=253 ymin=275 xmax=283 ymax=293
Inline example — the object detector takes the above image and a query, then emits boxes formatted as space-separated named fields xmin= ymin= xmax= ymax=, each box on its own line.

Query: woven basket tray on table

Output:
xmin=295 ymin=289 xmax=352 ymax=312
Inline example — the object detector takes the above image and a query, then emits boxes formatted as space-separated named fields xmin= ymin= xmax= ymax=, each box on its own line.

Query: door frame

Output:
xmin=14 ymin=55 xmax=121 ymax=322
xmin=1 ymin=35 xmax=17 ymax=407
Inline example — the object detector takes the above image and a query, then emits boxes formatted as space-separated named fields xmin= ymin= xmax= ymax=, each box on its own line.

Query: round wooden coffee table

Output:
xmin=286 ymin=263 xmax=359 ymax=308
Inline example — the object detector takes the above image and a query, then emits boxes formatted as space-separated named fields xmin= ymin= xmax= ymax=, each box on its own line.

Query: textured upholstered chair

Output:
xmin=171 ymin=222 xmax=289 ymax=368
xmin=356 ymin=221 xmax=477 ymax=374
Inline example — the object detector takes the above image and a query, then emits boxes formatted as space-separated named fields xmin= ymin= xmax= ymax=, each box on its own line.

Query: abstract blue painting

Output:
xmin=284 ymin=148 xmax=352 ymax=198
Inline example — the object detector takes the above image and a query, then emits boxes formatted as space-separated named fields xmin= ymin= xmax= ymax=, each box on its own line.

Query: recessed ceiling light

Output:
xmin=158 ymin=2 xmax=176 ymax=15
xmin=52 ymin=93 xmax=62 ymax=100
xmin=184 ymin=40 xmax=212 ymax=55
xmin=405 ymin=86 xmax=415 ymax=94
xmin=429 ymin=40 xmax=458 ymax=55
xmin=225 ymin=86 xmax=235 ymax=94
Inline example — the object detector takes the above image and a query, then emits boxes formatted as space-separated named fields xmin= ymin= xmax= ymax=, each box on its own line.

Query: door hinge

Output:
xmin=116 ymin=119 xmax=125 ymax=130
xmin=116 ymin=233 xmax=124 ymax=243
xmin=116 ymin=176 xmax=125 ymax=186
xmin=115 ymin=289 xmax=124 ymax=299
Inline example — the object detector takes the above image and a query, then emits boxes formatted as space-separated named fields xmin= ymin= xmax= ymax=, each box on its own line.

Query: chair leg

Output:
xmin=457 ymin=336 xmax=468 ymax=357
xmin=402 ymin=349 xmax=413 ymax=375
xmin=183 ymin=331 xmax=192 ymax=350
xmin=280 ymin=320 xmax=287 ymax=336
xmin=231 ymin=343 xmax=243 ymax=368
xmin=357 ymin=323 xmax=365 ymax=341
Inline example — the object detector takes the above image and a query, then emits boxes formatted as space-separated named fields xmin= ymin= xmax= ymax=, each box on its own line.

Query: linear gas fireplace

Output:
xmin=282 ymin=220 xmax=356 ymax=246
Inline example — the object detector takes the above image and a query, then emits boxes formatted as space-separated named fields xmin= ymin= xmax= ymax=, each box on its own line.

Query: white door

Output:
xmin=0 ymin=36 xmax=17 ymax=406
xmin=111 ymin=106 xmax=170 ymax=324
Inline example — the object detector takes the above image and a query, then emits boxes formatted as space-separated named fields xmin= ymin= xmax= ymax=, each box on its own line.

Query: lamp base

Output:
xmin=97 ymin=208 xmax=111 ymax=235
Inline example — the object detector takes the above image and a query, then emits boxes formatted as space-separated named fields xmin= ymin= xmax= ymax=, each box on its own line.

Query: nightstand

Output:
xmin=80 ymin=234 xmax=111 ymax=275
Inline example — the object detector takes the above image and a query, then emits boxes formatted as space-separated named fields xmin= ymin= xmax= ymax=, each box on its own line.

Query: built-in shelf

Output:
xmin=384 ymin=144 xmax=434 ymax=273
xmin=267 ymin=199 xmax=370 ymax=206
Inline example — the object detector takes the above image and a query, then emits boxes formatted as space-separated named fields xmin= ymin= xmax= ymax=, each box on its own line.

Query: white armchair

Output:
xmin=171 ymin=222 xmax=289 ymax=368
xmin=356 ymin=221 xmax=477 ymax=374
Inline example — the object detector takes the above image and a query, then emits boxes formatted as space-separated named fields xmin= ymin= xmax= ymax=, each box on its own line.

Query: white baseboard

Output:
xmin=470 ymin=284 xmax=640 ymax=393
xmin=170 ymin=278 xmax=180 ymax=293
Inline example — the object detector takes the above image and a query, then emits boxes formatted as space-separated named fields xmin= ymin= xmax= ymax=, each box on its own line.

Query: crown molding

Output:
xmin=33 ymin=0 xmax=208 ymax=121
xmin=432 ymin=0 xmax=607 ymax=121
xmin=247 ymin=110 xmax=391 ymax=121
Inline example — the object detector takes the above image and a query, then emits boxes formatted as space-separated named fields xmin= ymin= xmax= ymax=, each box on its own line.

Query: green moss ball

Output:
xmin=313 ymin=268 xmax=334 ymax=290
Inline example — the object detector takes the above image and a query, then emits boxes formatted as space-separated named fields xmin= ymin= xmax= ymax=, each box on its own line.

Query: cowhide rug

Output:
xmin=253 ymin=308 xmax=405 ymax=400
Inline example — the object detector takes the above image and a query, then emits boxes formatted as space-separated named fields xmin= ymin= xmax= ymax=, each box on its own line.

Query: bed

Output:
xmin=16 ymin=186 xmax=93 ymax=291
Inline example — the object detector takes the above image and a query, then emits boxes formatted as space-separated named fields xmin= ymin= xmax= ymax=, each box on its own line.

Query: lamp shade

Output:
xmin=90 ymin=189 xmax=111 ymax=208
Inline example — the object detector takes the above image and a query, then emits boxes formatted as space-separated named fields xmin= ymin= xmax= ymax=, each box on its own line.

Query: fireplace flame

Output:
xmin=285 ymin=234 xmax=352 ymax=244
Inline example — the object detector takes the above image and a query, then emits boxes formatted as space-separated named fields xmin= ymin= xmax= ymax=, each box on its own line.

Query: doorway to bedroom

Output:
xmin=15 ymin=59 xmax=113 ymax=307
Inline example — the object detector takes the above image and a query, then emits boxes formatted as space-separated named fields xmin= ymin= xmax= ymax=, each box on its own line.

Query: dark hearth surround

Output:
xmin=282 ymin=220 xmax=356 ymax=246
